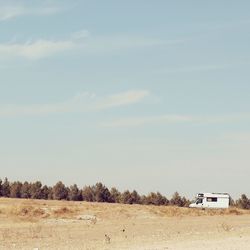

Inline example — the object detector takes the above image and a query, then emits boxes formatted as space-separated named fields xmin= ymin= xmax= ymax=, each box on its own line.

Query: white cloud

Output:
xmin=193 ymin=114 xmax=250 ymax=124
xmin=168 ymin=64 xmax=230 ymax=73
xmin=101 ymin=115 xmax=192 ymax=127
xmin=95 ymin=90 xmax=149 ymax=110
xmin=101 ymin=113 xmax=250 ymax=127
xmin=154 ymin=63 xmax=234 ymax=75
xmin=0 ymin=30 xmax=184 ymax=60
xmin=0 ymin=90 xmax=149 ymax=117
xmin=0 ymin=5 xmax=61 ymax=21
xmin=82 ymin=35 xmax=182 ymax=54
xmin=0 ymin=40 xmax=76 ymax=59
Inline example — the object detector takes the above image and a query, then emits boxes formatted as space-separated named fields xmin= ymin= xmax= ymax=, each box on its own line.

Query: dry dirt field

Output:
xmin=0 ymin=198 xmax=250 ymax=250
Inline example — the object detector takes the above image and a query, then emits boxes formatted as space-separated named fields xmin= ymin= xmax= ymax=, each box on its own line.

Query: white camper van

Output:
xmin=189 ymin=193 xmax=230 ymax=209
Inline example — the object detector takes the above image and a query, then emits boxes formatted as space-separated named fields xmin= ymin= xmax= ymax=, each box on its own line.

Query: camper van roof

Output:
xmin=197 ymin=193 xmax=229 ymax=198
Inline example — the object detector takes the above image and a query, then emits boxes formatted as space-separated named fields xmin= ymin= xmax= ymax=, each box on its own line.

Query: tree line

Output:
xmin=0 ymin=177 xmax=189 ymax=206
xmin=0 ymin=178 xmax=249 ymax=209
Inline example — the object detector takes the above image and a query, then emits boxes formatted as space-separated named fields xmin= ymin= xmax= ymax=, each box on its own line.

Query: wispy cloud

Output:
xmin=154 ymin=63 xmax=237 ymax=75
xmin=95 ymin=90 xmax=149 ymax=110
xmin=0 ymin=90 xmax=149 ymax=117
xmin=0 ymin=30 xmax=184 ymax=60
xmin=101 ymin=114 xmax=250 ymax=127
xmin=82 ymin=35 xmax=184 ymax=54
xmin=101 ymin=115 xmax=192 ymax=127
xmin=0 ymin=40 xmax=76 ymax=60
xmin=0 ymin=5 xmax=62 ymax=21
xmin=167 ymin=64 xmax=231 ymax=73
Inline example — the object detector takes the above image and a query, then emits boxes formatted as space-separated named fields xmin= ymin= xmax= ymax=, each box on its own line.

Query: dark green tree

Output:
xmin=21 ymin=181 xmax=31 ymax=198
xmin=144 ymin=192 xmax=169 ymax=206
xmin=47 ymin=186 xmax=53 ymax=200
xmin=1 ymin=177 xmax=10 ymax=197
xmin=40 ymin=185 xmax=50 ymax=200
xmin=181 ymin=196 xmax=191 ymax=207
xmin=82 ymin=185 xmax=94 ymax=201
xmin=121 ymin=190 xmax=134 ymax=204
xmin=110 ymin=187 xmax=121 ymax=203
xmin=130 ymin=190 xmax=141 ymax=204
xmin=68 ymin=184 xmax=82 ymax=201
xmin=30 ymin=181 xmax=43 ymax=199
xmin=0 ymin=179 xmax=2 ymax=197
xmin=10 ymin=181 xmax=22 ymax=198
xmin=170 ymin=192 xmax=184 ymax=207
xmin=93 ymin=182 xmax=111 ymax=202
xmin=236 ymin=194 xmax=250 ymax=209
xmin=52 ymin=181 xmax=68 ymax=200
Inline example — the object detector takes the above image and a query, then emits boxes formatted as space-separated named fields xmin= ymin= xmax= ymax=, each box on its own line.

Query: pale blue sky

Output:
xmin=1 ymin=0 xmax=250 ymax=198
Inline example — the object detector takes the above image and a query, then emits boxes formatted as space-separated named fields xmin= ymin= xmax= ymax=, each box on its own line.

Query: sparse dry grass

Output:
xmin=8 ymin=205 xmax=48 ymax=222
xmin=0 ymin=198 xmax=250 ymax=249
xmin=53 ymin=206 xmax=78 ymax=218
xmin=221 ymin=222 xmax=233 ymax=232
xmin=147 ymin=205 xmax=247 ymax=218
xmin=0 ymin=199 xmax=81 ymax=222
xmin=0 ymin=198 xmax=248 ymax=222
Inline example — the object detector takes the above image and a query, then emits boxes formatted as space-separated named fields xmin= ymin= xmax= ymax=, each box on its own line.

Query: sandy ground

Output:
xmin=0 ymin=198 xmax=250 ymax=250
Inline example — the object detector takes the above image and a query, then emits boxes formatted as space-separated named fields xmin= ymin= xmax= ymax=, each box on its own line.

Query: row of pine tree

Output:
xmin=0 ymin=178 xmax=249 ymax=209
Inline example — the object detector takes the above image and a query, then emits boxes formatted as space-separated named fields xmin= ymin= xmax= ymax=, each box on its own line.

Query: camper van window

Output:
xmin=207 ymin=197 xmax=217 ymax=202
xmin=196 ymin=198 xmax=203 ymax=204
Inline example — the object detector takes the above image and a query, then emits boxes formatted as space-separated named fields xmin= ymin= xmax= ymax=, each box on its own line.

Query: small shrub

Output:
xmin=53 ymin=206 xmax=76 ymax=218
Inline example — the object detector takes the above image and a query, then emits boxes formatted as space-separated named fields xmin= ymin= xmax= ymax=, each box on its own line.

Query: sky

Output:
xmin=0 ymin=0 xmax=250 ymax=198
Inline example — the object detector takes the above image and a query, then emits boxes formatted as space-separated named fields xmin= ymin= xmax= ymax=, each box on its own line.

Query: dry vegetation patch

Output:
xmin=9 ymin=205 xmax=49 ymax=221
xmin=52 ymin=206 xmax=78 ymax=218
xmin=0 ymin=198 xmax=250 ymax=250
xmin=146 ymin=205 xmax=247 ymax=218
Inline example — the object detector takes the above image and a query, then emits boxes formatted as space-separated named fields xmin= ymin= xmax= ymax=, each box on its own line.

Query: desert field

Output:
xmin=0 ymin=198 xmax=250 ymax=250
